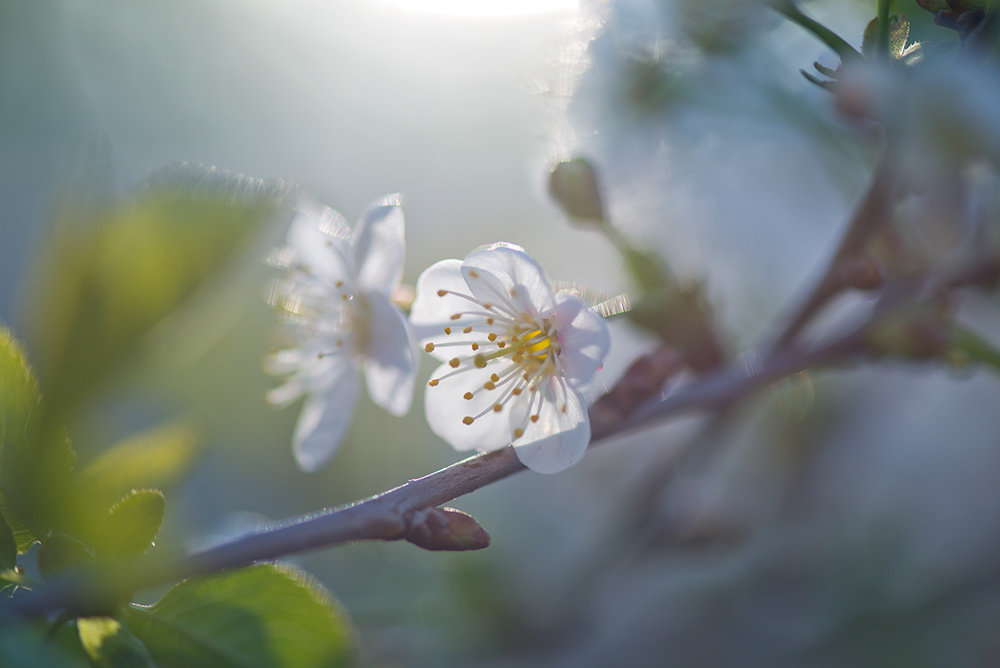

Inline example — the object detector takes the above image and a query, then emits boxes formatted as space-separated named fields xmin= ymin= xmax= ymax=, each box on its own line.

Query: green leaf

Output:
xmin=26 ymin=165 xmax=283 ymax=418
xmin=94 ymin=489 xmax=165 ymax=560
xmin=888 ymin=14 xmax=910 ymax=59
xmin=862 ymin=17 xmax=880 ymax=58
xmin=948 ymin=326 xmax=1000 ymax=373
xmin=0 ymin=509 xmax=16 ymax=569
xmin=38 ymin=532 xmax=94 ymax=579
xmin=0 ymin=621 xmax=89 ymax=667
xmin=125 ymin=564 xmax=354 ymax=668
xmin=77 ymin=617 xmax=153 ymax=668
xmin=0 ymin=326 xmax=73 ymax=544
xmin=78 ymin=422 xmax=199 ymax=513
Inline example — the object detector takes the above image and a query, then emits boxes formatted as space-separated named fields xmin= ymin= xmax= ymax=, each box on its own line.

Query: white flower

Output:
xmin=410 ymin=243 xmax=611 ymax=474
xmin=266 ymin=195 xmax=416 ymax=472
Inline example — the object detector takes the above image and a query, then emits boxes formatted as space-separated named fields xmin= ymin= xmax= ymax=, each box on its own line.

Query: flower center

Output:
xmin=425 ymin=286 xmax=569 ymax=441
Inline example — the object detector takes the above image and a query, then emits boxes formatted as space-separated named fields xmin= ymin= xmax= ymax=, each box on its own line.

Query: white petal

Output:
xmin=362 ymin=292 xmax=417 ymax=416
xmin=462 ymin=243 xmax=556 ymax=315
xmin=553 ymin=292 xmax=612 ymax=388
xmin=352 ymin=194 xmax=405 ymax=295
xmin=262 ymin=348 xmax=307 ymax=376
xmin=513 ymin=379 xmax=590 ymax=474
xmin=424 ymin=361 xmax=512 ymax=452
xmin=410 ymin=259 xmax=487 ymax=360
xmin=292 ymin=366 xmax=360 ymax=472
xmin=265 ymin=378 xmax=305 ymax=408
xmin=287 ymin=200 xmax=354 ymax=281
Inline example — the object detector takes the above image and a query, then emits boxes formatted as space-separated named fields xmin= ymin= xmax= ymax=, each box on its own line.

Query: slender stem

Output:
xmin=771 ymin=1 xmax=862 ymax=61
xmin=0 ymin=328 xmax=869 ymax=619
xmin=768 ymin=150 xmax=895 ymax=354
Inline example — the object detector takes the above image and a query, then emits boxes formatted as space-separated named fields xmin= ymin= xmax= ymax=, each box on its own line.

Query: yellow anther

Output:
xmin=484 ymin=381 xmax=496 ymax=390
xmin=512 ymin=387 xmax=522 ymax=396
xmin=450 ymin=313 xmax=462 ymax=320
xmin=463 ymin=326 xmax=473 ymax=334
xmin=424 ymin=343 xmax=435 ymax=353
xmin=474 ymin=355 xmax=487 ymax=368
xmin=437 ymin=289 xmax=448 ymax=297
xmin=449 ymin=358 xmax=460 ymax=368
xmin=513 ymin=428 xmax=524 ymax=438
xmin=444 ymin=327 xmax=452 ymax=335
xmin=471 ymin=343 xmax=479 ymax=351
xmin=428 ymin=379 xmax=439 ymax=387
xmin=488 ymin=333 xmax=497 ymax=342
xmin=530 ymin=414 xmax=540 ymax=422
xmin=492 ymin=404 xmax=503 ymax=412
xmin=490 ymin=373 xmax=500 ymax=382
xmin=463 ymin=392 xmax=474 ymax=400
xmin=462 ymin=416 xmax=475 ymax=425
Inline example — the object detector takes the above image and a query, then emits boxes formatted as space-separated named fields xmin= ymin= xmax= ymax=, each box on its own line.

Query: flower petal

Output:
xmin=362 ymin=292 xmax=417 ymax=416
xmin=410 ymin=259 xmax=487 ymax=359
xmin=512 ymin=380 xmax=590 ymax=474
xmin=292 ymin=366 xmax=360 ymax=472
xmin=553 ymin=292 xmax=611 ymax=388
xmin=352 ymin=194 xmax=405 ymax=295
xmin=287 ymin=199 xmax=354 ymax=281
xmin=462 ymin=243 xmax=556 ymax=315
xmin=424 ymin=361 xmax=512 ymax=452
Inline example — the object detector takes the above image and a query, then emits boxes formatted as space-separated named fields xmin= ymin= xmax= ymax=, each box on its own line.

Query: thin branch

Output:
xmin=2 ymin=327 xmax=869 ymax=619
xmin=768 ymin=151 xmax=896 ymax=353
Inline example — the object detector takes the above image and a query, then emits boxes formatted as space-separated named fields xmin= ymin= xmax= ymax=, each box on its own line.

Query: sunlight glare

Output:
xmin=381 ymin=0 xmax=578 ymax=19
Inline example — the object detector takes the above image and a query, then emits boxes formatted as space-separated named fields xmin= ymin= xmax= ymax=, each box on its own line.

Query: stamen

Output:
xmin=428 ymin=379 xmax=439 ymax=387
xmin=425 ymin=343 xmax=435 ymax=353
xmin=492 ymin=404 xmax=502 ymax=412
xmin=463 ymin=392 xmax=474 ymax=400
xmin=463 ymin=416 xmax=475 ymax=425
xmin=449 ymin=358 xmax=460 ymax=368
xmin=437 ymin=289 xmax=447 ymax=297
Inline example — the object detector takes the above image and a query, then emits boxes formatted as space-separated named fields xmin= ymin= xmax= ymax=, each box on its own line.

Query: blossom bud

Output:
xmin=404 ymin=507 xmax=490 ymax=551
xmin=548 ymin=158 xmax=605 ymax=224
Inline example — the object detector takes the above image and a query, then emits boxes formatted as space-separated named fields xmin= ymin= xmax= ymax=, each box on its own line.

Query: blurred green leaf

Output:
xmin=77 ymin=617 xmax=154 ymax=668
xmin=0 ymin=509 xmax=16 ymax=569
xmin=27 ymin=166 xmax=281 ymax=419
xmin=0 ymin=621 xmax=89 ymax=668
xmin=0 ymin=326 xmax=74 ymax=543
xmin=949 ymin=326 xmax=1000 ymax=373
xmin=125 ymin=564 xmax=354 ymax=668
xmin=38 ymin=532 xmax=95 ymax=579
xmin=94 ymin=490 xmax=165 ymax=560
xmin=78 ymin=422 xmax=199 ymax=513
xmin=862 ymin=17 xmax=880 ymax=57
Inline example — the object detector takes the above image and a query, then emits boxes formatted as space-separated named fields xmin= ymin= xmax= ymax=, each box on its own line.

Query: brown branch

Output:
xmin=1 ymin=327 xmax=869 ymax=619
xmin=769 ymin=151 xmax=896 ymax=353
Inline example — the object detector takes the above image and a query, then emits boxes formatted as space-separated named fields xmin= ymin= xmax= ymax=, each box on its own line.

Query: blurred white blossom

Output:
xmin=267 ymin=195 xmax=417 ymax=472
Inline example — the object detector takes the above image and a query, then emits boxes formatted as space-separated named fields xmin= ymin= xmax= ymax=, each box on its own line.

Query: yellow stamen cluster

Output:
xmin=424 ymin=284 xmax=567 ymax=442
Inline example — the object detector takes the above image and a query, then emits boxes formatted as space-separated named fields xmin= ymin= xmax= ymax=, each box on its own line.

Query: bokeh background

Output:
xmin=4 ymin=0 xmax=1000 ymax=665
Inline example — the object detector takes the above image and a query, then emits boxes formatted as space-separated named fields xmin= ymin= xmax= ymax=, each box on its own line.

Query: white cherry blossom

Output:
xmin=267 ymin=195 xmax=416 ymax=471
xmin=410 ymin=243 xmax=611 ymax=474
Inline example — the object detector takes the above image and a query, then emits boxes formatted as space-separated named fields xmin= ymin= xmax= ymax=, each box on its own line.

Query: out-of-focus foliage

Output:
xmin=0 ymin=164 xmax=355 ymax=665
xmin=124 ymin=564 xmax=354 ymax=668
